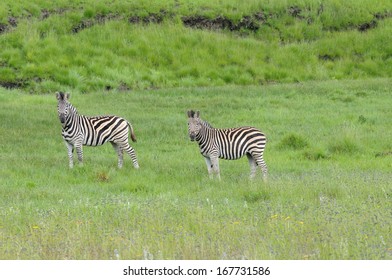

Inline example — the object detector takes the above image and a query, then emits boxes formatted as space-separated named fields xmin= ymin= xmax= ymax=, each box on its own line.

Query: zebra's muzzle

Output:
xmin=59 ymin=115 xmax=66 ymax=124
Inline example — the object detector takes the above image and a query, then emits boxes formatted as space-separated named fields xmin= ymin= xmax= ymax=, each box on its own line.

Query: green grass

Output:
xmin=0 ymin=0 xmax=391 ymax=260
xmin=0 ymin=0 xmax=391 ymax=92
xmin=1 ymin=79 xmax=392 ymax=259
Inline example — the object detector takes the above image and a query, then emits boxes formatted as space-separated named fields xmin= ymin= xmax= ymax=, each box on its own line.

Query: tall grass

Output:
xmin=1 ymin=79 xmax=391 ymax=259
xmin=0 ymin=0 xmax=391 ymax=92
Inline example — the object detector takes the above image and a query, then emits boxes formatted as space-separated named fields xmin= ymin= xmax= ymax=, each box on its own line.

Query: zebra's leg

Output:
xmin=75 ymin=143 xmax=83 ymax=166
xmin=210 ymin=156 xmax=221 ymax=180
xmin=247 ymin=153 xmax=257 ymax=179
xmin=65 ymin=141 xmax=74 ymax=168
xmin=254 ymin=153 xmax=268 ymax=182
xmin=203 ymin=156 xmax=213 ymax=178
xmin=111 ymin=142 xmax=124 ymax=168
xmin=122 ymin=143 xmax=139 ymax=169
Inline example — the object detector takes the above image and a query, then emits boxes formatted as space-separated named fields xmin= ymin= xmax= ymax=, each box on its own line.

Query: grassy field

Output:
xmin=0 ymin=0 xmax=391 ymax=260
xmin=1 ymin=78 xmax=392 ymax=259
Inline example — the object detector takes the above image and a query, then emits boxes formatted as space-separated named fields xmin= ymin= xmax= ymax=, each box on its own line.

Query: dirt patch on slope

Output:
xmin=358 ymin=20 xmax=377 ymax=32
xmin=128 ymin=11 xmax=168 ymax=24
xmin=182 ymin=13 xmax=265 ymax=32
xmin=72 ymin=13 xmax=122 ymax=33
xmin=0 ymin=17 xmax=18 ymax=34
xmin=0 ymin=23 xmax=8 ymax=34
xmin=0 ymin=80 xmax=27 ymax=89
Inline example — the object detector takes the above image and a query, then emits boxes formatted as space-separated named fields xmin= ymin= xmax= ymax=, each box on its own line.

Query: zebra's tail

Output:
xmin=127 ymin=122 xmax=137 ymax=142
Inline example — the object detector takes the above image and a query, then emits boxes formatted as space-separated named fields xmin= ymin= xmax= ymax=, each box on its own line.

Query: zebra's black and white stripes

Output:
xmin=187 ymin=110 xmax=267 ymax=180
xmin=56 ymin=92 xmax=139 ymax=169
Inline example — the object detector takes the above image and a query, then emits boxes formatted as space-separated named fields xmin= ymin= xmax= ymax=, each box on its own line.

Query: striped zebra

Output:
xmin=56 ymin=92 xmax=139 ymax=169
xmin=187 ymin=110 xmax=267 ymax=180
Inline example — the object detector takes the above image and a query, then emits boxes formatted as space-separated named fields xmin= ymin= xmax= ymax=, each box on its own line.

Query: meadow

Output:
xmin=0 ymin=0 xmax=392 ymax=260
xmin=1 ymin=79 xmax=392 ymax=259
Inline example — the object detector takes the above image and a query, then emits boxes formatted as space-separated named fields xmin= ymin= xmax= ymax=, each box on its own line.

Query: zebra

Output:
xmin=56 ymin=92 xmax=139 ymax=169
xmin=187 ymin=110 xmax=267 ymax=180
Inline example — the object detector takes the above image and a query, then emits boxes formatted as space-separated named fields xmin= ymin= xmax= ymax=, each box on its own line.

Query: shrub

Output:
xmin=279 ymin=133 xmax=309 ymax=150
xmin=328 ymin=137 xmax=359 ymax=155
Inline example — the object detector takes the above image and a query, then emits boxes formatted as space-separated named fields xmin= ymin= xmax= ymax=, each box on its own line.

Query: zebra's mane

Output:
xmin=67 ymin=101 xmax=78 ymax=114
xmin=63 ymin=100 xmax=114 ymax=120
xmin=200 ymin=119 xmax=213 ymax=128
xmin=88 ymin=115 xmax=115 ymax=120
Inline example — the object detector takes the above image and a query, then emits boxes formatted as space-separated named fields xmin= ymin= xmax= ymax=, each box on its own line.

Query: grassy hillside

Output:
xmin=1 ymin=79 xmax=392 ymax=259
xmin=0 ymin=0 xmax=391 ymax=92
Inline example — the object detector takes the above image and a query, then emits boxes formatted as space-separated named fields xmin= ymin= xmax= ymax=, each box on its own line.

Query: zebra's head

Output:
xmin=56 ymin=92 xmax=71 ymax=126
xmin=187 ymin=110 xmax=201 ymax=141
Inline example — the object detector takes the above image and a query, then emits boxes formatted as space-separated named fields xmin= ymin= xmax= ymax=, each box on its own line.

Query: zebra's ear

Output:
xmin=56 ymin=92 xmax=69 ymax=101
xmin=187 ymin=110 xmax=194 ymax=118
xmin=65 ymin=93 xmax=70 ymax=100
xmin=195 ymin=111 xmax=200 ymax=118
